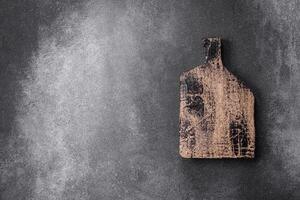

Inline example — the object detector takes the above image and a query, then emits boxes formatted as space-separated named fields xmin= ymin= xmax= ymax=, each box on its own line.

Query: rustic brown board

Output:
xmin=179 ymin=38 xmax=255 ymax=158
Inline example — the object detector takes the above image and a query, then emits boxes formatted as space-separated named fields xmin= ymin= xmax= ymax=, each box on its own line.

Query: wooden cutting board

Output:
xmin=179 ymin=38 xmax=255 ymax=158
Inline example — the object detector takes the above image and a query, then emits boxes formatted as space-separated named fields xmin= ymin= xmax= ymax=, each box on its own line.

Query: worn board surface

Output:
xmin=179 ymin=38 xmax=255 ymax=158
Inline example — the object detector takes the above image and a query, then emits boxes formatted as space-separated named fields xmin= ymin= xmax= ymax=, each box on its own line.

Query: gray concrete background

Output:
xmin=0 ymin=0 xmax=299 ymax=199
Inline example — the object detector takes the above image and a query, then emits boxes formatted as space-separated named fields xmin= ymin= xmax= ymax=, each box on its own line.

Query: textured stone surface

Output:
xmin=179 ymin=38 xmax=255 ymax=158
xmin=0 ymin=0 xmax=299 ymax=200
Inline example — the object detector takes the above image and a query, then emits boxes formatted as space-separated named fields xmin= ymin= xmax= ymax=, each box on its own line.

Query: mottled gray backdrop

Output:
xmin=0 ymin=0 xmax=299 ymax=199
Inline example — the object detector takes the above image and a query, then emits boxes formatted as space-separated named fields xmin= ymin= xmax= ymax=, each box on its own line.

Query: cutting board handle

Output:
xmin=203 ymin=37 xmax=223 ymax=66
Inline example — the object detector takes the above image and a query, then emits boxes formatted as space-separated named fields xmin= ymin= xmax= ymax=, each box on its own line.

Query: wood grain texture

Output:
xmin=179 ymin=38 xmax=255 ymax=158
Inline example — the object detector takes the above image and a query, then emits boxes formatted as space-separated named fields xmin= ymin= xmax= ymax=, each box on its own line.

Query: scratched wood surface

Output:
xmin=179 ymin=38 xmax=255 ymax=158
